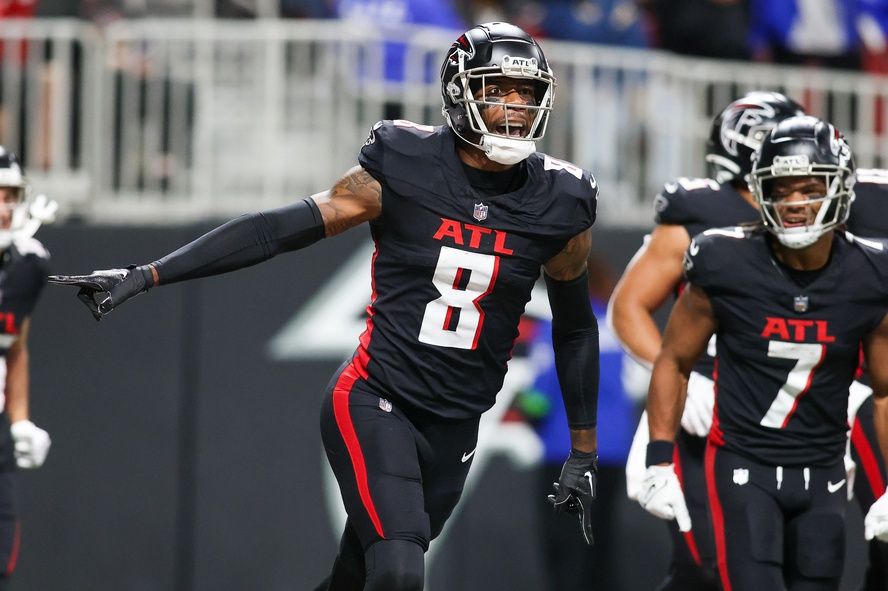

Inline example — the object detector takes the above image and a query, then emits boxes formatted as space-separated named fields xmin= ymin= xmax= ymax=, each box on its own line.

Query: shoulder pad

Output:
xmin=358 ymin=120 xmax=443 ymax=182
xmin=654 ymin=177 xmax=721 ymax=225
xmin=12 ymin=236 xmax=50 ymax=260
xmin=536 ymin=153 xmax=598 ymax=232
xmin=683 ymin=225 xmax=751 ymax=289
xmin=856 ymin=168 xmax=888 ymax=185
xmin=844 ymin=231 xmax=887 ymax=252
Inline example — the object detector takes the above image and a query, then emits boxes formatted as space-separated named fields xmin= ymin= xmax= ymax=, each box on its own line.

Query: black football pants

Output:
xmin=706 ymin=444 xmax=847 ymax=591
xmin=318 ymin=359 xmax=479 ymax=590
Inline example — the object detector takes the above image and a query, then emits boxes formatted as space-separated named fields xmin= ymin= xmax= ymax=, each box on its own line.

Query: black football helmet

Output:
xmin=749 ymin=115 xmax=855 ymax=249
xmin=706 ymin=91 xmax=805 ymax=184
xmin=440 ymin=22 xmax=555 ymax=164
xmin=0 ymin=146 xmax=33 ymax=246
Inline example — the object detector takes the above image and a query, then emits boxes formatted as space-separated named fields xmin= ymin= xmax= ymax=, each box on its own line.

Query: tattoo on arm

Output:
xmin=314 ymin=166 xmax=383 ymax=237
xmin=544 ymin=229 xmax=592 ymax=281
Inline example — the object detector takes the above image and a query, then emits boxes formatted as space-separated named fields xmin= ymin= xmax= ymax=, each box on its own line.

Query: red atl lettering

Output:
xmin=432 ymin=219 xmax=464 ymax=245
xmin=760 ymin=317 xmax=835 ymax=343
xmin=433 ymin=218 xmax=514 ymax=255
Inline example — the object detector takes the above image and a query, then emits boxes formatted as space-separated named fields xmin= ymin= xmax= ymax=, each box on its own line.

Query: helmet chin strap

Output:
xmin=480 ymin=134 xmax=536 ymax=165
xmin=775 ymin=229 xmax=823 ymax=249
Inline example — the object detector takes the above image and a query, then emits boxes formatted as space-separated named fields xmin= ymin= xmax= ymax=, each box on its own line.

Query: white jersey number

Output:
xmin=418 ymin=246 xmax=498 ymax=350
xmin=759 ymin=340 xmax=825 ymax=428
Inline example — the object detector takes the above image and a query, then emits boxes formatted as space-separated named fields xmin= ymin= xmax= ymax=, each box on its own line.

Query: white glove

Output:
xmin=865 ymin=488 xmax=888 ymax=542
xmin=639 ymin=464 xmax=692 ymax=532
xmin=844 ymin=444 xmax=857 ymax=502
xmin=10 ymin=420 xmax=51 ymax=469
xmin=680 ymin=372 xmax=715 ymax=437
xmin=20 ymin=194 xmax=58 ymax=239
xmin=625 ymin=411 xmax=650 ymax=501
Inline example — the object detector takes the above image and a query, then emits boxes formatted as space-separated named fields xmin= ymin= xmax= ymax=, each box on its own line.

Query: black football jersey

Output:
xmin=847 ymin=168 xmax=888 ymax=237
xmin=356 ymin=120 xmax=597 ymax=419
xmin=684 ymin=227 xmax=888 ymax=466
xmin=653 ymin=178 xmax=759 ymax=377
xmin=0 ymin=238 xmax=49 ymax=358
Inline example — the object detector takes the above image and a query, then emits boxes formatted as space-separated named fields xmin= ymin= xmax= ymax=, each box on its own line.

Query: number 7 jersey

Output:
xmin=684 ymin=226 xmax=888 ymax=466
xmin=354 ymin=120 xmax=597 ymax=419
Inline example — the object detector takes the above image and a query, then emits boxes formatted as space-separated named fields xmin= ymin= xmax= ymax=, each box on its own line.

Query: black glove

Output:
xmin=48 ymin=265 xmax=153 ymax=321
xmin=548 ymin=449 xmax=598 ymax=545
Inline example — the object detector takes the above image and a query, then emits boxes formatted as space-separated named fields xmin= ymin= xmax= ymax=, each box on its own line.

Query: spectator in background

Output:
xmin=518 ymin=253 xmax=638 ymax=591
xmin=642 ymin=0 xmax=749 ymax=60
xmin=525 ymin=0 xmax=649 ymax=47
xmin=281 ymin=0 xmax=333 ymax=18
xmin=749 ymin=0 xmax=862 ymax=69
xmin=333 ymin=0 xmax=464 ymax=119
xmin=856 ymin=0 xmax=888 ymax=73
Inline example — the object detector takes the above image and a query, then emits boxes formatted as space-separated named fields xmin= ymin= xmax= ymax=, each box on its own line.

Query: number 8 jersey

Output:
xmin=355 ymin=120 xmax=597 ymax=419
xmin=684 ymin=226 xmax=888 ymax=466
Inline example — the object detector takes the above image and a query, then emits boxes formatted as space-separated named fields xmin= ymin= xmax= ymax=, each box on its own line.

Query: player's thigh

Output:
xmin=850 ymin=395 xmax=887 ymax=511
xmin=320 ymin=366 xmax=430 ymax=551
xmin=785 ymin=463 xmax=846 ymax=589
xmin=706 ymin=445 xmax=785 ymax=591
xmin=415 ymin=416 xmax=480 ymax=540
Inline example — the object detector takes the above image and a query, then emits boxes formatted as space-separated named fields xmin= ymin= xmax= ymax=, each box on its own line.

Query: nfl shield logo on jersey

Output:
xmin=794 ymin=295 xmax=809 ymax=313
xmin=733 ymin=468 xmax=749 ymax=486
xmin=473 ymin=203 xmax=488 ymax=222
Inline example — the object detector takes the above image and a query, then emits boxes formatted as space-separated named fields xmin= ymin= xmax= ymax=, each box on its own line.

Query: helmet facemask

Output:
xmin=750 ymin=156 xmax=855 ymax=249
xmin=442 ymin=34 xmax=556 ymax=165
xmin=0 ymin=163 xmax=32 ymax=250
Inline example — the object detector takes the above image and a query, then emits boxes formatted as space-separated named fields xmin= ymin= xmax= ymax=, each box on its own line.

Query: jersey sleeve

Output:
xmin=358 ymin=121 xmax=387 ymax=182
xmin=653 ymin=178 xmax=720 ymax=226
xmin=570 ymin=170 xmax=598 ymax=235
xmin=358 ymin=119 xmax=440 ymax=186
xmin=19 ymin=248 xmax=49 ymax=318
xmin=682 ymin=228 xmax=737 ymax=295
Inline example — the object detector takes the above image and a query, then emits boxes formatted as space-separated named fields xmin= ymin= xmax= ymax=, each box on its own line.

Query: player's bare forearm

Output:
xmin=864 ymin=312 xmax=888 ymax=463
xmin=610 ymin=225 xmax=689 ymax=366
xmin=569 ymin=427 xmax=597 ymax=454
xmin=647 ymin=285 xmax=716 ymax=442
xmin=543 ymin=229 xmax=592 ymax=280
xmin=5 ymin=319 xmax=30 ymax=424
xmin=647 ymin=354 xmax=685 ymax=443
xmin=311 ymin=166 xmax=383 ymax=237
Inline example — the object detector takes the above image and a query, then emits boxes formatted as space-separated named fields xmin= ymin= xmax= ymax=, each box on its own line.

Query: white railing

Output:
xmin=3 ymin=19 xmax=888 ymax=226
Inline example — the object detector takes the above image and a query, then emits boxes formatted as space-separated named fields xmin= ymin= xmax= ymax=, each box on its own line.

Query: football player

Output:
xmin=0 ymin=148 xmax=53 ymax=591
xmin=49 ymin=23 xmax=601 ymax=591
xmin=609 ymin=91 xmax=804 ymax=590
xmin=640 ymin=115 xmax=888 ymax=590
xmin=839 ymin=168 xmax=888 ymax=589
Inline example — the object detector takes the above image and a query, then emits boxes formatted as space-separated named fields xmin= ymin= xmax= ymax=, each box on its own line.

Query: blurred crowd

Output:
xmin=8 ymin=0 xmax=888 ymax=74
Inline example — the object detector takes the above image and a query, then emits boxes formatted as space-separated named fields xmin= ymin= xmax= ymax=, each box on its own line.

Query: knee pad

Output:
xmin=789 ymin=512 xmax=845 ymax=579
xmin=364 ymin=539 xmax=424 ymax=591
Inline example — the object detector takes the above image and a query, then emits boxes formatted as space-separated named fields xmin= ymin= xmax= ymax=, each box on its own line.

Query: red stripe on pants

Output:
xmin=6 ymin=520 xmax=19 ymax=574
xmin=672 ymin=446 xmax=702 ymax=566
xmin=705 ymin=443 xmax=731 ymax=591
xmin=332 ymin=362 xmax=385 ymax=539
xmin=851 ymin=418 xmax=887 ymax=501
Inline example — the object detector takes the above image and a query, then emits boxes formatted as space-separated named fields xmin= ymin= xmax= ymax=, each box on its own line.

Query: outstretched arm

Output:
xmin=50 ymin=166 xmax=382 ymax=319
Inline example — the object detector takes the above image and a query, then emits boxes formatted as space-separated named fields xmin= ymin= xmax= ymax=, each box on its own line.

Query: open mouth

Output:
xmin=495 ymin=122 xmax=527 ymax=137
